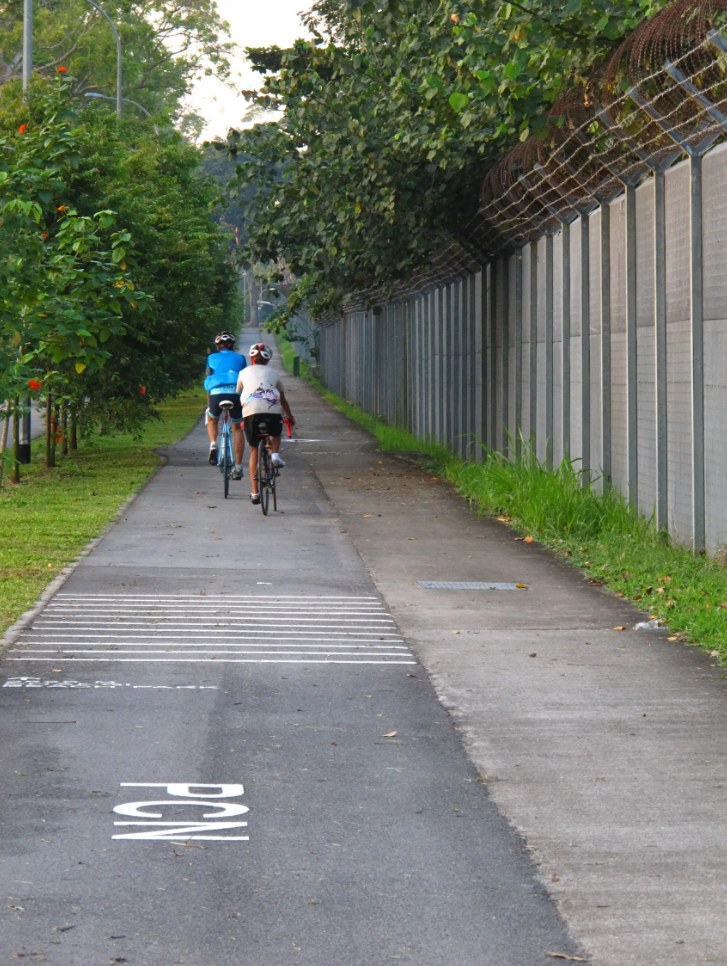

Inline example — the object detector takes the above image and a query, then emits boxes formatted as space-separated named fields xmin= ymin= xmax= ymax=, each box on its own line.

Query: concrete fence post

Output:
xmin=580 ymin=211 xmax=591 ymax=486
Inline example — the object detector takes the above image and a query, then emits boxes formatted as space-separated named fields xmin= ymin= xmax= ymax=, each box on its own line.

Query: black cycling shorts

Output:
xmin=208 ymin=392 xmax=242 ymax=423
xmin=244 ymin=413 xmax=283 ymax=447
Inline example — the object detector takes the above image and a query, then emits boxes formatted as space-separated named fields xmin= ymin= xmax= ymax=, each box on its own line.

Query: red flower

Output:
xmin=139 ymin=386 xmax=147 ymax=396
xmin=41 ymin=233 xmax=48 ymax=239
xmin=18 ymin=124 xmax=27 ymax=134
xmin=57 ymin=67 xmax=67 ymax=73
xmin=57 ymin=205 xmax=66 ymax=212
xmin=27 ymin=378 xmax=42 ymax=390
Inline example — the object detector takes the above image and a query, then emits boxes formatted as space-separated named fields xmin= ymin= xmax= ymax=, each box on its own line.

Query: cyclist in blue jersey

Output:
xmin=204 ymin=331 xmax=247 ymax=476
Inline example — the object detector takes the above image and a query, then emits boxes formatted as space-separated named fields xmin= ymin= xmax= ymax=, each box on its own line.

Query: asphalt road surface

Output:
xmin=0 ymin=340 xmax=581 ymax=965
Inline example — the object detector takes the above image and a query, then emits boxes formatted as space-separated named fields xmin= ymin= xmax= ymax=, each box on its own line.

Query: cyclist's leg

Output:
xmin=232 ymin=423 xmax=245 ymax=464
xmin=243 ymin=415 xmax=260 ymax=499
xmin=206 ymin=416 xmax=218 ymax=446
xmin=267 ymin=416 xmax=285 ymax=466
xmin=248 ymin=445 xmax=259 ymax=494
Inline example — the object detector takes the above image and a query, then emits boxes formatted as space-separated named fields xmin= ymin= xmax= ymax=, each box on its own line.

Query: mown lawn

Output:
xmin=0 ymin=388 xmax=205 ymax=637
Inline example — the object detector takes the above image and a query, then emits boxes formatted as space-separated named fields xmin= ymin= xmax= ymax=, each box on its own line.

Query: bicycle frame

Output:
xmin=218 ymin=407 xmax=234 ymax=499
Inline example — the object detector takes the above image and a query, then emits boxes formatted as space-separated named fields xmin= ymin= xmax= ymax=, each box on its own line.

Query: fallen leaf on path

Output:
xmin=547 ymin=954 xmax=586 ymax=961
xmin=452 ymin=630 xmax=460 ymax=635
xmin=668 ymin=636 xmax=678 ymax=641
xmin=382 ymin=731 xmax=398 ymax=738
xmin=524 ymin=536 xmax=534 ymax=544
xmin=516 ymin=583 xmax=527 ymax=589
xmin=497 ymin=515 xmax=510 ymax=522
xmin=613 ymin=626 xmax=626 ymax=632
xmin=407 ymin=537 xmax=417 ymax=540
xmin=362 ymin=514 xmax=372 ymax=518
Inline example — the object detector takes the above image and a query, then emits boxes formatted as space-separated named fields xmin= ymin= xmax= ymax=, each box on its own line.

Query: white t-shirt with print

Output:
xmin=237 ymin=365 xmax=285 ymax=417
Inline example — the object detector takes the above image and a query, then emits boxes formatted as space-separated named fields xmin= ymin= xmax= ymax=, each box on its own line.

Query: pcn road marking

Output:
xmin=113 ymin=783 xmax=249 ymax=841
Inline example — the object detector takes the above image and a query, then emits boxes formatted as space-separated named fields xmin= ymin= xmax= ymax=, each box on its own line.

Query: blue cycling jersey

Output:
xmin=204 ymin=349 xmax=247 ymax=394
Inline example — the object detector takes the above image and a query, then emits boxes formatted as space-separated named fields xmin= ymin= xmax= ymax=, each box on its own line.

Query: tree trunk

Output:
xmin=52 ymin=403 xmax=59 ymax=466
xmin=45 ymin=393 xmax=53 ymax=469
xmin=0 ymin=403 xmax=9 ymax=487
xmin=12 ymin=397 xmax=20 ymax=483
xmin=70 ymin=407 xmax=77 ymax=451
xmin=61 ymin=400 xmax=68 ymax=456
xmin=245 ymin=267 xmax=259 ymax=328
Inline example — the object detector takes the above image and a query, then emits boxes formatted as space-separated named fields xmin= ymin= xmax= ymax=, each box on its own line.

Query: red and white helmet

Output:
xmin=249 ymin=342 xmax=273 ymax=361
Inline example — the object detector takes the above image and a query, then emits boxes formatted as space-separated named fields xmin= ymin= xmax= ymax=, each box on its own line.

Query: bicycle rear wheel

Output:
xmin=222 ymin=431 xmax=231 ymax=499
xmin=257 ymin=439 xmax=271 ymax=516
xmin=272 ymin=468 xmax=277 ymax=512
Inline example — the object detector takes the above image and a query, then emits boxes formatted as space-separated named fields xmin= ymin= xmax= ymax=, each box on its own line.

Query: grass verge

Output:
xmin=0 ymin=388 xmax=205 ymax=638
xmin=313 ymin=381 xmax=727 ymax=661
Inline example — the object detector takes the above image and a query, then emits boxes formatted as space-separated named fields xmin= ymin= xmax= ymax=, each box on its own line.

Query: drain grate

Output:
xmin=417 ymin=581 xmax=524 ymax=591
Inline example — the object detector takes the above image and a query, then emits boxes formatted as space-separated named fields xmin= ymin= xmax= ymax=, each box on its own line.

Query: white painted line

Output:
xmin=2 ymin=678 xmax=220 ymax=689
xmin=8 ymin=656 xmax=417 ymax=664
xmin=23 ymin=628 xmax=403 ymax=644
xmin=17 ymin=648 xmax=411 ymax=657
xmin=55 ymin=594 xmax=380 ymax=600
xmin=19 ymin=641 xmax=410 ymax=650
xmin=45 ymin=611 xmax=390 ymax=618
xmin=34 ymin=614 xmax=394 ymax=630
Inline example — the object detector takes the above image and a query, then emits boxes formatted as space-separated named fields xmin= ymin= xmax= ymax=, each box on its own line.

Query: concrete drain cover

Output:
xmin=417 ymin=581 xmax=523 ymax=591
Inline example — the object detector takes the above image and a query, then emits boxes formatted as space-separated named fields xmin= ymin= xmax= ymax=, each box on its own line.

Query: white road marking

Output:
xmin=1 ymin=677 xmax=219 ymax=689
xmin=8 ymin=595 xmax=416 ymax=666
xmin=113 ymin=783 xmax=249 ymax=840
xmin=56 ymin=593 xmax=379 ymax=600
xmin=11 ymin=657 xmax=417 ymax=664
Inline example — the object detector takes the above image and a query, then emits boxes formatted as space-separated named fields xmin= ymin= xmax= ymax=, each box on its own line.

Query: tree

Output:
xmin=0 ymin=0 xmax=233 ymax=126
xmin=226 ymin=0 xmax=676 ymax=316
xmin=0 ymin=75 xmax=238 ymax=455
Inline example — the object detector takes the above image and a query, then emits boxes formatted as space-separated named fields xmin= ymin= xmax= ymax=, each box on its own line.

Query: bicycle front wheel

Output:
xmin=258 ymin=440 xmax=270 ymax=516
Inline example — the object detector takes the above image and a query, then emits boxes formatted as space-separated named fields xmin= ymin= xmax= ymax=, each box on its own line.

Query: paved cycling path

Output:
xmin=0 ymin=334 xmax=579 ymax=964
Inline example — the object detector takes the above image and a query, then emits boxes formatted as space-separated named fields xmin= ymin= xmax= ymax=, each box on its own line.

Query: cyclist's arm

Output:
xmin=279 ymin=391 xmax=294 ymax=423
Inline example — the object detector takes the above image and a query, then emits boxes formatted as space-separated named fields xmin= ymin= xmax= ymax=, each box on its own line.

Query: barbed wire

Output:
xmin=326 ymin=0 xmax=727 ymax=319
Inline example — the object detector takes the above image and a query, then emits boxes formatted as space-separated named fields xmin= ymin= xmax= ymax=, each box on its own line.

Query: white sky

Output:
xmin=186 ymin=0 xmax=312 ymax=141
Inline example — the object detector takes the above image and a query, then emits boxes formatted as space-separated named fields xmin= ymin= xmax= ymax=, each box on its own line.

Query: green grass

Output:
xmin=314 ymin=382 xmax=727 ymax=662
xmin=0 ymin=388 xmax=206 ymax=637
xmin=276 ymin=334 xmax=300 ymax=375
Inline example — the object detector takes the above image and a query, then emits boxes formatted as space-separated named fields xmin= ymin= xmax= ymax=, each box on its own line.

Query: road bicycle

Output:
xmin=255 ymin=417 xmax=293 ymax=516
xmin=217 ymin=400 xmax=234 ymax=499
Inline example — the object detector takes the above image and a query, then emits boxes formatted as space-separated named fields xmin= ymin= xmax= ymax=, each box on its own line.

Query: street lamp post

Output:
xmin=84 ymin=91 xmax=148 ymax=117
xmin=22 ymin=0 xmax=32 ymax=96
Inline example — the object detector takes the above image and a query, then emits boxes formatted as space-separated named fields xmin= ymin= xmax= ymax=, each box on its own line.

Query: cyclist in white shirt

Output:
xmin=236 ymin=343 xmax=295 ymax=505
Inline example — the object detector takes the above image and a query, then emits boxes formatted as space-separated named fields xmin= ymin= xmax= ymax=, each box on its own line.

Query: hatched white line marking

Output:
xmin=9 ymin=594 xmax=416 ymax=667
xmin=55 ymin=594 xmax=380 ymax=601
xmin=8 ymin=657 xmax=417 ymax=665
xmin=17 ymin=650 xmax=410 ymax=657
xmin=20 ymin=635 xmax=405 ymax=643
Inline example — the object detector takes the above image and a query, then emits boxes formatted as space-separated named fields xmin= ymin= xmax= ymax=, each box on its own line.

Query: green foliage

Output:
xmin=226 ymin=0 xmax=672 ymax=315
xmin=1 ymin=0 xmax=233 ymax=125
xmin=0 ymin=77 xmax=238 ymax=437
